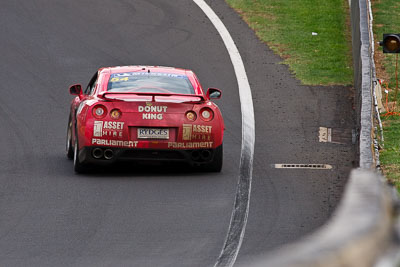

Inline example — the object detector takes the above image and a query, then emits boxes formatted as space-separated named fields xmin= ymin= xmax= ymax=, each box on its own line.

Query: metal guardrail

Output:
xmin=239 ymin=169 xmax=397 ymax=267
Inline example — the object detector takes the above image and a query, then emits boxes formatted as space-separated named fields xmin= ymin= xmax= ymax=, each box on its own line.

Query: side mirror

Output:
xmin=69 ymin=84 xmax=82 ymax=96
xmin=207 ymin=88 xmax=222 ymax=100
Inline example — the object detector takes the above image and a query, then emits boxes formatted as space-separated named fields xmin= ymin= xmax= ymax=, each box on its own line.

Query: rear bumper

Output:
xmin=79 ymin=146 xmax=220 ymax=166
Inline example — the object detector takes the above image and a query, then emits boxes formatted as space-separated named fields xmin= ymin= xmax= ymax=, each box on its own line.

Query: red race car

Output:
xmin=66 ymin=66 xmax=224 ymax=173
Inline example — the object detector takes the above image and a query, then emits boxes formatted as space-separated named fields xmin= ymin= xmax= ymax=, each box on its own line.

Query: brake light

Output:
xmin=186 ymin=111 xmax=197 ymax=121
xmin=200 ymin=107 xmax=214 ymax=121
xmin=110 ymin=109 xmax=122 ymax=120
xmin=93 ymin=105 xmax=107 ymax=119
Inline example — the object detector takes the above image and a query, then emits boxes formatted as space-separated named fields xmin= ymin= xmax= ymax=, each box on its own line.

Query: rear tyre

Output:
xmin=73 ymin=137 xmax=87 ymax=173
xmin=205 ymin=145 xmax=223 ymax=172
xmin=66 ymin=116 xmax=73 ymax=159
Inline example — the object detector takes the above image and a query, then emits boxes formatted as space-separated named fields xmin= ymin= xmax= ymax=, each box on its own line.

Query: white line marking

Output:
xmin=192 ymin=1 xmax=255 ymax=267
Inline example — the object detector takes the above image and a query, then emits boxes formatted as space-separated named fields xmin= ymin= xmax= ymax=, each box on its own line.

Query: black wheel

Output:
xmin=66 ymin=116 xmax=73 ymax=159
xmin=205 ymin=145 xmax=223 ymax=172
xmin=73 ymin=136 xmax=87 ymax=173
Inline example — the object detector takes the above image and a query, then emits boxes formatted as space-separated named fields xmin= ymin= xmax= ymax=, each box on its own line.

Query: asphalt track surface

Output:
xmin=0 ymin=1 xmax=356 ymax=266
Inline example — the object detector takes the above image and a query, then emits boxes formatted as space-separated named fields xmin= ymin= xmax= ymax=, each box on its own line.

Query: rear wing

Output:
xmin=98 ymin=92 xmax=206 ymax=102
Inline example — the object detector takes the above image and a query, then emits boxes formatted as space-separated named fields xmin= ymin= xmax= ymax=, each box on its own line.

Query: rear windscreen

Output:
xmin=107 ymin=72 xmax=195 ymax=94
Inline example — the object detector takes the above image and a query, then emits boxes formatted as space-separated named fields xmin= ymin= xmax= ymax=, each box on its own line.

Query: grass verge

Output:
xmin=380 ymin=119 xmax=400 ymax=190
xmin=372 ymin=0 xmax=400 ymax=193
xmin=373 ymin=0 xmax=400 ymax=95
xmin=225 ymin=0 xmax=353 ymax=85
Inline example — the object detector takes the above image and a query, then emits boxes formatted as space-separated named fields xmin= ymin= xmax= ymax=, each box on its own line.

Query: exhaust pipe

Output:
xmin=191 ymin=151 xmax=201 ymax=161
xmin=92 ymin=148 xmax=103 ymax=159
xmin=104 ymin=149 xmax=114 ymax=160
xmin=201 ymin=150 xmax=211 ymax=161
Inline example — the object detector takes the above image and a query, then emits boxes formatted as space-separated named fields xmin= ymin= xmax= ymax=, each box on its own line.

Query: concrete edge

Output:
xmin=240 ymin=169 xmax=396 ymax=267
xmin=358 ymin=0 xmax=374 ymax=169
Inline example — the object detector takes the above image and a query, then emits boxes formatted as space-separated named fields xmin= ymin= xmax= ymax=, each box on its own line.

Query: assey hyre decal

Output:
xmin=94 ymin=121 xmax=124 ymax=138
xmin=182 ymin=124 xmax=212 ymax=141
xmin=138 ymin=104 xmax=168 ymax=120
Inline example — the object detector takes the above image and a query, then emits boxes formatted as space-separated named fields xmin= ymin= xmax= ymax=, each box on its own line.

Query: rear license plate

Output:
xmin=137 ymin=128 xmax=169 ymax=139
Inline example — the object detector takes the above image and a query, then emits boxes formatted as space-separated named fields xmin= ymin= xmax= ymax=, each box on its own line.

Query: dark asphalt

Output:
xmin=0 ymin=0 xmax=355 ymax=266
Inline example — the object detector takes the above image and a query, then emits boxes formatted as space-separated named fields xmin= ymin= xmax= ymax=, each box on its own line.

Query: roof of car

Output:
xmin=99 ymin=65 xmax=192 ymax=76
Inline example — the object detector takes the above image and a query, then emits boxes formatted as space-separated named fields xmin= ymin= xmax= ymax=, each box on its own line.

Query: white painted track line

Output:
xmin=191 ymin=1 xmax=255 ymax=266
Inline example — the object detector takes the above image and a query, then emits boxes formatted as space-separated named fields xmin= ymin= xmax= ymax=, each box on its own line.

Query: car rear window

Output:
xmin=107 ymin=72 xmax=195 ymax=94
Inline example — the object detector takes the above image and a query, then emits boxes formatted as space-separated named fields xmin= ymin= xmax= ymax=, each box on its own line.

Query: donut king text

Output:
xmin=138 ymin=105 xmax=168 ymax=120
xmin=168 ymin=142 xmax=213 ymax=149
xmin=92 ymin=139 xmax=138 ymax=148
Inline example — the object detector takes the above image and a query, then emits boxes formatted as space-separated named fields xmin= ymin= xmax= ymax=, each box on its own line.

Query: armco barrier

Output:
xmin=238 ymin=169 xmax=396 ymax=267
xmin=238 ymin=0 xmax=400 ymax=266
xmin=352 ymin=0 xmax=374 ymax=169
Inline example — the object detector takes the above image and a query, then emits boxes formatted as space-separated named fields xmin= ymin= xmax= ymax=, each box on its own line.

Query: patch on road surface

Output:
xmin=319 ymin=127 xmax=355 ymax=144
xmin=274 ymin=164 xmax=333 ymax=169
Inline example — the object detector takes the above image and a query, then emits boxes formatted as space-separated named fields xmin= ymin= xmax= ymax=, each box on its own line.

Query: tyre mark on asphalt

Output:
xmin=192 ymin=1 xmax=255 ymax=266
xmin=132 ymin=0 xmax=194 ymax=57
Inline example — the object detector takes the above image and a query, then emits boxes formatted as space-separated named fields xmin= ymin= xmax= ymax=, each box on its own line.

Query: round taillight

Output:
xmin=186 ymin=111 xmax=197 ymax=121
xmin=200 ymin=108 xmax=214 ymax=121
xmin=93 ymin=105 xmax=107 ymax=119
xmin=110 ymin=109 xmax=122 ymax=120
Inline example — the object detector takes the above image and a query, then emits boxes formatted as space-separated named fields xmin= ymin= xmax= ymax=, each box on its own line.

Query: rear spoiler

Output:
xmin=98 ymin=92 xmax=206 ymax=102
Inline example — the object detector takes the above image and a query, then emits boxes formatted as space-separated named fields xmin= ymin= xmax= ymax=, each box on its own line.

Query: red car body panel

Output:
xmin=68 ymin=66 xmax=224 ymax=169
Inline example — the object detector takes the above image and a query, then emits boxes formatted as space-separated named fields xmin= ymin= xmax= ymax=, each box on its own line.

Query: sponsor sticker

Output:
xmin=142 ymin=113 xmax=163 ymax=120
xmin=111 ymin=72 xmax=186 ymax=78
xmin=182 ymin=124 xmax=212 ymax=141
xmin=93 ymin=121 xmax=103 ymax=137
xmin=93 ymin=121 xmax=124 ymax=138
xmin=103 ymin=121 xmax=125 ymax=130
xmin=137 ymin=128 xmax=169 ymax=139
xmin=193 ymin=125 xmax=212 ymax=133
xmin=168 ymin=142 xmax=213 ymax=149
xmin=92 ymin=138 xmax=138 ymax=148
xmin=138 ymin=104 xmax=168 ymax=120
xmin=182 ymin=124 xmax=192 ymax=141
xmin=138 ymin=105 xmax=168 ymax=113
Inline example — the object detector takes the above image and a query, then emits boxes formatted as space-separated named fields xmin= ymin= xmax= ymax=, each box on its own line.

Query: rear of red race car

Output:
xmin=67 ymin=66 xmax=224 ymax=173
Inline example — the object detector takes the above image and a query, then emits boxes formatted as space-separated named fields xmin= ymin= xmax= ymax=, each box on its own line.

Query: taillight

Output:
xmin=186 ymin=111 xmax=197 ymax=121
xmin=200 ymin=107 xmax=214 ymax=121
xmin=93 ymin=105 xmax=107 ymax=119
xmin=110 ymin=109 xmax=122 ymax=120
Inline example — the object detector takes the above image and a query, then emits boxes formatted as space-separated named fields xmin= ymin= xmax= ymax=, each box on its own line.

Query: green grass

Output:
xmin=373 ymin=0 xmax=400 ymax=193
xmin=380 ymin=119 xmax=400 ymax=190
xmin=226 ymin=0 xmax=353 ymax=85
xmin=373 ymin=0 xmax=400 ymax=96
